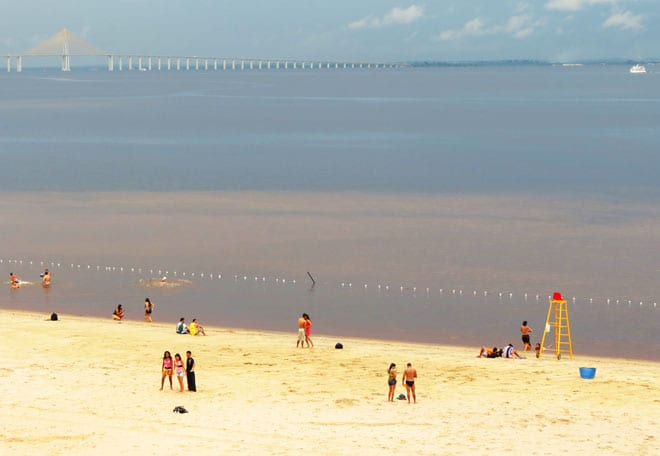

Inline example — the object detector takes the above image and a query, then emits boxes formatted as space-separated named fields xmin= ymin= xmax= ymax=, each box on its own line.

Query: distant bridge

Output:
xmin=4 ymin=29 xmax=397 ymax=73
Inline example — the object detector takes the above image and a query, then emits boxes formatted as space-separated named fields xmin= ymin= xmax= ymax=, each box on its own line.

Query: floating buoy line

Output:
xmin=1 ymin=257 xmax=657 ymax=309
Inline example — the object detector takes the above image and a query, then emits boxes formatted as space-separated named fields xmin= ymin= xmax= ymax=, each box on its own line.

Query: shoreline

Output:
xmin=4 ymin=306 xmax=658 ymax=364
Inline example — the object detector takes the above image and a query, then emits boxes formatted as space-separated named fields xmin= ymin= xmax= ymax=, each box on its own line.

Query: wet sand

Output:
xmin=1 ymin=309 xmax=658 ymax=455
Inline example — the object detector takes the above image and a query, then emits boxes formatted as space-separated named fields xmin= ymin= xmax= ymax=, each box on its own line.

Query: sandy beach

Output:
xmin=1 ymin=309 xmax=658 ymax=455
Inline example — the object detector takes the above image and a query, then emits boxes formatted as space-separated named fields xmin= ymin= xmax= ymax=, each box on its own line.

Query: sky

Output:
xmin=0 ymin=0 xmax=657 ymax=62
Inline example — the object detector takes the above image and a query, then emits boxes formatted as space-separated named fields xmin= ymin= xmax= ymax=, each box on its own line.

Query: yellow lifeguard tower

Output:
xmin=539 ymin=292 xmax=573 ymax=360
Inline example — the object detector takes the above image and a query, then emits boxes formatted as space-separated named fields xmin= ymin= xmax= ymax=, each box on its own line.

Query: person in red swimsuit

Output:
xmin=303 ymin=313 xmax=314 ymax=348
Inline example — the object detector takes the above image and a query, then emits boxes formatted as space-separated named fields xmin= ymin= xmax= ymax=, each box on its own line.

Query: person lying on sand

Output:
xmin=477 ymin=346 xmax=502 ymax=358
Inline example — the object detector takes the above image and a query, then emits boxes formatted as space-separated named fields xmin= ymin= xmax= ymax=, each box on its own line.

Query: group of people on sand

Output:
xmin=176 ymin=317 xmax=207 ymax=336
xmin=112 ymin=297 xmax=155 ymax=322
xmin=296 ymin=313 xmax=313 ymax=348
xmin=477 ymin=320 xmax=537 ymax=359
xmin=9 ymin=269 xmax=51 ymax=289
xmin=161 ymin=350 xmax=196 ymax=392
xmin=387 ymin=362 xmax=418 ymax=403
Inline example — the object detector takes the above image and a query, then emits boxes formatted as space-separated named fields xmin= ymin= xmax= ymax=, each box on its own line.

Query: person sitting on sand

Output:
xmin=176 ymin=317 xmax=189 ymax=334
xmin=10 ymin=272 xmax=20 ymax=289
xmin=112 ymin=304 xmax=124 ymax=321
xmin=477 ymin=346 xmax=502 ymax=358
xmin=502 ymin=343 xmax=523 ymax=359
xmin=189 ymin=318 xmax=206 ymax=336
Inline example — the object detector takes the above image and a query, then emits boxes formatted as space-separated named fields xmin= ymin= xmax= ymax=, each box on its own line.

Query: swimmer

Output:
xmin=41 ymin=269 xmax=51 ymax=287
xmin=10 ymin=272 xmax=21 ymax=289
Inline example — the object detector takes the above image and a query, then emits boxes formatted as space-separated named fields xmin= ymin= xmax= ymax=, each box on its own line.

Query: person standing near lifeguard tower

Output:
xmin=520 ymin=321 xmax=533 ymax=351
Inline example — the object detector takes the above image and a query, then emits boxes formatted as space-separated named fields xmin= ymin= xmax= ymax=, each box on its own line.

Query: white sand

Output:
xmin=1 ymin=309 xmax=658 ymax=455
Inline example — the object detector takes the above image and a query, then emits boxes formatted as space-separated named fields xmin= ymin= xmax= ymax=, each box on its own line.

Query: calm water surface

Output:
xmin=1 ymin=65 xmax=658 ymax=360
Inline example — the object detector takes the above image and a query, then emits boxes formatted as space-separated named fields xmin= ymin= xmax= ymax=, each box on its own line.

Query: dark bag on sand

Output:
xmin=335 ymin=342 xmax=343 ymax=349
xmin=50 ymin=313 xmax=58 ymax=321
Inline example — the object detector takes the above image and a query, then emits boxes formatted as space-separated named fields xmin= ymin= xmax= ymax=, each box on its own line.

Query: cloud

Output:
xmin=603 ymin=11 xmax=644 ymax=30
xmin=348 ymin=5 xmax=424 ymax=30
xmin=505 ymin=15 xmax=537 ymax=38
xmin=439 ymin=15 xmax=539 ymax=41
xmin=545 ymin=0 xmax=617 ymax=12
xmin=439 ymin=17 xmax=488 ymax=41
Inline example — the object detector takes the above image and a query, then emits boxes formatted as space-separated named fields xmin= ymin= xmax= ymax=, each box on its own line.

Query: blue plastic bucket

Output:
xmin=579 ymin=367 xmax=596 ymax=379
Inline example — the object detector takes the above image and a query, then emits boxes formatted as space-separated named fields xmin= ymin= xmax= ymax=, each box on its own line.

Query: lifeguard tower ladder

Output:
xmin=539 ymin=292 xmax=573 ymax=360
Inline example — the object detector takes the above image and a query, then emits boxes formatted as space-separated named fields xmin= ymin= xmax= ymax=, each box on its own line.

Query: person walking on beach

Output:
xmin=186 ymin=350 xmax=196 ymax=392
xmin=520 ymin=321 xmax=533 ymax=351
xmin=387 ymin=363 xmax=397 ymax=402
xmin=296 ymin=314 xmax=306 ymax=348
xmin=303 ymin=313 xmax=313 ymax=348
xmin=160 ymin=351 xmax=173 ymax=390
xmin=402 ymin=363 xmax=418 ymax=404
xmin=174 ymin=353 xmax=185 ymax=392
xmin=144 ymin=298 xmax=154 ymax=322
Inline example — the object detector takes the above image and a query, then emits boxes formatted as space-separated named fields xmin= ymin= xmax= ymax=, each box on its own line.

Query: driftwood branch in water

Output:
xmin=307 ymin=271 xmax=316 ymax=285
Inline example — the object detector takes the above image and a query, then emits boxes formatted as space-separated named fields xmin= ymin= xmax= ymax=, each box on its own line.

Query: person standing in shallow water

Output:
xmin=520 ymin=321 xmax=533 ymax=351
xmin=387 ymin=363 xmax=397 ymax=402
xmin=10 ymin=272 xmax=20 ymax=289
xmin=144 ymin=298 xmax=154 ymax=322
xmin=41 ymin=269 xmax=51 ymax=287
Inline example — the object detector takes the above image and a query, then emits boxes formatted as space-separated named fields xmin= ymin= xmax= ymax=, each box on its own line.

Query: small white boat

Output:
xmin=629 ymin=64 xmax=647 ymax=74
